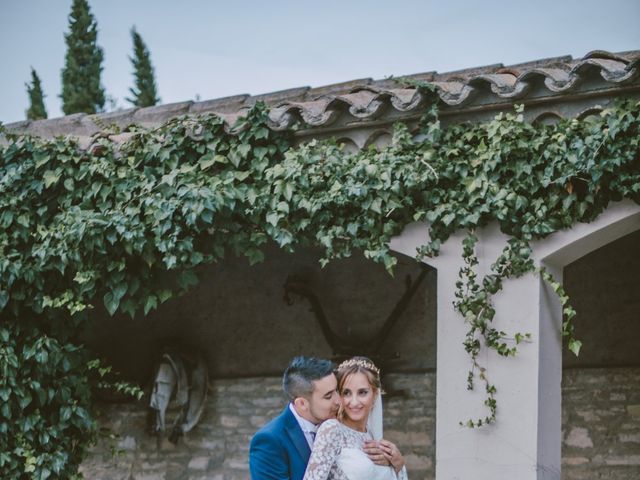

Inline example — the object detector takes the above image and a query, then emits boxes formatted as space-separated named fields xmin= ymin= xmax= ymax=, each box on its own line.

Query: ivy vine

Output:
xmin=0 ymin=92 xmax=639 ymax=477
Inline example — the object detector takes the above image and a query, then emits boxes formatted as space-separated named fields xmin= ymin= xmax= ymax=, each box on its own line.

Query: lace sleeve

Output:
xmin=303 ymin=420 xmax=349 ymax=480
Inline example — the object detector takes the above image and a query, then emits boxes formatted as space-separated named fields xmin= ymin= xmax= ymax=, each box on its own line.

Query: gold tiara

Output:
xmin=337 ymin=358 xmax=380 ymax=375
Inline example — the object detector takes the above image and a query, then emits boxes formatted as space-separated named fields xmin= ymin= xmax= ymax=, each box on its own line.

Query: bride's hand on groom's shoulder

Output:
xmin=364 ymin=439 xmax=406 ymax=473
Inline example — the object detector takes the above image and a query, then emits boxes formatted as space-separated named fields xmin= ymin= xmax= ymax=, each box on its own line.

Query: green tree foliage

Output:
xmin=0 ymin=97 xmax=639 ymax=476
xmin=60 ymin=0 xmax=106 ymax=115
xmin=127 ymin=27 xmax=160 ymax=107
xmin=25 ymin=68 xmax=47 ymax=120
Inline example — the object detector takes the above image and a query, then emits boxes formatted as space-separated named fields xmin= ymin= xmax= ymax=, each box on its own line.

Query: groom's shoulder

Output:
xmin=253 ymin=406 xmax=291 ymax=438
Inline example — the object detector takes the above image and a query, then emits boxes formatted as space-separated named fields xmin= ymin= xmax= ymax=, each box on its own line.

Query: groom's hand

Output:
xmin=363 ymin=440 xmax=391 ymax=466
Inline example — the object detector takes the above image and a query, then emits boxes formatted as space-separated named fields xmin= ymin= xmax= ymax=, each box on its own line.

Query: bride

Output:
xmin=303 ymin=357 xmax=408 ymax=480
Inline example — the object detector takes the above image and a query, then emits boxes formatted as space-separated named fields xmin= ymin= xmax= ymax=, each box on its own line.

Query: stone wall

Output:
xmin=81 ymin=367 xmax=640 ymax=479
xmin=562 ymin=367 xmax=640 ymax=479
xmin=80 ymin=373 xmax=436 ymax=480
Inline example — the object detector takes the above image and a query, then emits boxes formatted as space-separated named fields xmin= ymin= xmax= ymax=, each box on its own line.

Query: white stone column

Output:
xmin=390 ymin=201 xmax=640 ymax=480
xmin=393 ymin=223 xmax=562 ymax=480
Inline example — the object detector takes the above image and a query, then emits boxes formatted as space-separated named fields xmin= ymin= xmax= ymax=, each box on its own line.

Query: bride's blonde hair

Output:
xmin=336 ymin=356 xmax=381 ymax=421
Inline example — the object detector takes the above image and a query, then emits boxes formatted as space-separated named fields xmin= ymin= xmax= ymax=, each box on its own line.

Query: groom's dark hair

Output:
xmin=283 ymin=356 xmax=334 ymax=401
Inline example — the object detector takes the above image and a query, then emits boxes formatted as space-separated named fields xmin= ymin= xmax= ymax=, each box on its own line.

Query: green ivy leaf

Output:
xmin=0 ymin=290 xmax=9 ymax=310
xmin=103 ymin=291 xmax=119 ymax=316
xmin=568 ymin=339 xmax=582 ymax=357
xmin=198 ymin=153 xmax=216 ymax=170
xmin=43 ymin=170 xmax=61 ymax=188
xmin=245 ymin=248 xmax=265 ymax=265
xmin=144 ymin=295 xmax=158 ymax=315
xmin=177 ymin=270 xmax=198 ymax=290
xmin=266 ymin=212 xmax=280 ymax=227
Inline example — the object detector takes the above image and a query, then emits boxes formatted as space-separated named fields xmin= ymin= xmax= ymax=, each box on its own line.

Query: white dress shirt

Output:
xmin=289 ymin=403 xmax=318 ymax=449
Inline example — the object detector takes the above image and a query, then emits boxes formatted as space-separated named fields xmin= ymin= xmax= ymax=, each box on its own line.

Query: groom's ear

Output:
xmin=293 ymin=396 xmax=309 ymax=412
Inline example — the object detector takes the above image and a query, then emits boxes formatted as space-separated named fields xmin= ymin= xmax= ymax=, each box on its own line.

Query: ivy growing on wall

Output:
xmin=0 ymin=94 xmax=639 ymax=477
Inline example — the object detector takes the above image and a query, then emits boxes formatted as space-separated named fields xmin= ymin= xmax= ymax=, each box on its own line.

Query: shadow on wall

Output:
xmin=563 ymin=229 xmax=640 ymax=368
xmin=82 ymin=244 xmax=437 ymax=383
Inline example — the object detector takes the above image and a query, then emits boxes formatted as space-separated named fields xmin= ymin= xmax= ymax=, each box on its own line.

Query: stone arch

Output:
xmin=363 ymin=129 xmax=393 ymax=150
xmin=576 ymin=106 xmax=604 ymax=120
xmin=531 ymin=200 xmax=640 ymax=478
xmin=387 ymin=200 xmax=640 ymax=480
xmin=336 ymin=137 xmax=359 ymax=154
xmin=534 ymin=200 xmax=640 ymax=268
xmin=532 ymin=111 xmax=563 ymax=125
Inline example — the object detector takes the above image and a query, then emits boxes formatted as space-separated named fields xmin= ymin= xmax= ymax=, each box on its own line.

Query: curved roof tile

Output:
xmin=5 ymin=50 xmax=639 ymax=140
xmin=259 ymin=50 xmax=638 ymax=130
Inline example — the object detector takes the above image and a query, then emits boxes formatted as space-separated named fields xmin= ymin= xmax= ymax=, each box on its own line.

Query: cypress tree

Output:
xmin=127 ymin=27 xmax=160 ymax=107
xmin=25 ymin=68 xmax=48 ymax=120
xmin=60 ymin=0 xmax=106 ymax=115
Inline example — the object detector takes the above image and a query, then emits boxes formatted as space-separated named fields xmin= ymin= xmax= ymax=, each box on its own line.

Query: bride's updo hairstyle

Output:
xmin=336 ymin=356 xmax=381 ymax=395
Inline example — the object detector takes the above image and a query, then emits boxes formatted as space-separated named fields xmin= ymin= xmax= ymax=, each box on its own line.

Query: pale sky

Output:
xmin=1 ymin=0 xmax=639 ymax=124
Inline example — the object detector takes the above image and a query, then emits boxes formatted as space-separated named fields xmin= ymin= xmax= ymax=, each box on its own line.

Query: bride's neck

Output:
xmin=341 ymin=416 xmax=367 ymax=432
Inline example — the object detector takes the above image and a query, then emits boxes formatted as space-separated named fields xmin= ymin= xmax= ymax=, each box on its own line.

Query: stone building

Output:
xmin=5 ymin=50 xmax=640 ymax=480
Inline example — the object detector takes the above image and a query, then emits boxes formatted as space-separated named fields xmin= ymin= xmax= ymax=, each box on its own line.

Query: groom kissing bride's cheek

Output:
xmin=249 ymin=356 xmax=407 ymax=480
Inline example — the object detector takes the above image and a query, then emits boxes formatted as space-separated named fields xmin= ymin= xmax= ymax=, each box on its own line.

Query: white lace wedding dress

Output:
xmin=302 ymin=419 xmax=408 ymax=480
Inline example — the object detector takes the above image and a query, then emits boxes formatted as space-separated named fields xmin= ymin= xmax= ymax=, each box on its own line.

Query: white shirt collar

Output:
xmin=289 ymin=403 xmax=318 ymax=434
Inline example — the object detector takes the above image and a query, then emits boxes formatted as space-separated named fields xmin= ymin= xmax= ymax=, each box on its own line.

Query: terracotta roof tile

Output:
xmin=260 ymin=50 xmax=639 ymax=129
xmin=133 ymin=100 xmax=193 ymax=125
xmin=189 ymin=94 xmax=249 ymax=114
xmin=306 ymin=78 xmax=373 ymax=99
xmin=504 ymin=55 xmax=573 ymax=72
xmin=4 ymin=50 xmax=639 ymax=140
xmin=246 ymin=87 xmax=310 ymax=106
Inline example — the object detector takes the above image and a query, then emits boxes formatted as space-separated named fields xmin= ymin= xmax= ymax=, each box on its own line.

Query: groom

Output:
xmin=249 ymin=356 xmax=392 ymax=480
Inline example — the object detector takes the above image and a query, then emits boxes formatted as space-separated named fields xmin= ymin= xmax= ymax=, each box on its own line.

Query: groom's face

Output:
xmin=305 ymin=373 xmax=340 ymax=424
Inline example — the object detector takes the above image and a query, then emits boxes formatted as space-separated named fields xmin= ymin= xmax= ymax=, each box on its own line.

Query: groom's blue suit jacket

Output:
xmin=250 ymin=405 xmax=311 ymax=480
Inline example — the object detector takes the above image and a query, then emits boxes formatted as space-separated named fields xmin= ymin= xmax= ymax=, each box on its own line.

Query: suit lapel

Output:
xmin=283 ymin=406 xmax=311 ymax=463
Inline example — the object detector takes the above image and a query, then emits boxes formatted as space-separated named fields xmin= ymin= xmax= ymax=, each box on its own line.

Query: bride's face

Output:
xmin=340 ymin=372 xmax=376 ymax=425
